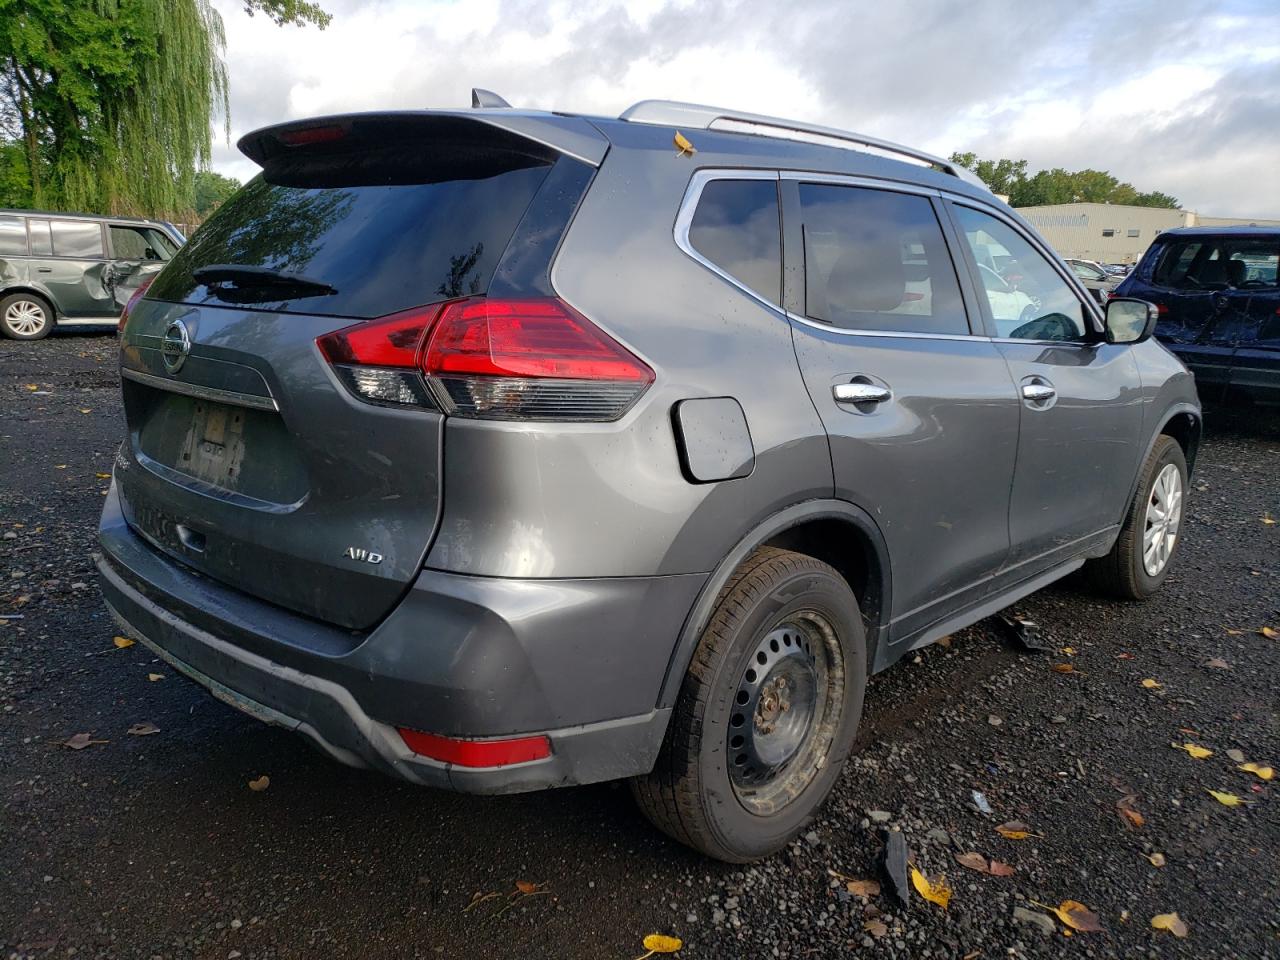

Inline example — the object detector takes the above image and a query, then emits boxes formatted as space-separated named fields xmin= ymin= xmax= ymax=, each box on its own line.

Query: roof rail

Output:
xmin=619 ymin=100 xmax=988 ymax=191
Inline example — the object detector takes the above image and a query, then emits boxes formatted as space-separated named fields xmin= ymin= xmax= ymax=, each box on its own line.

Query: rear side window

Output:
xmin=0 ymin=216 xmax=27 ymax=255
xmin=150 ymin=143 xmax=553 ymax=318
xmin=798 ymin=184 xmax=967 ymax=335
xmin=50 ymin=220 xmax=105 ymax=258
xmin=688 ymin=179 xmax=782 ymax=306
xmin=28 ymin=219 xmax=52 ymax=256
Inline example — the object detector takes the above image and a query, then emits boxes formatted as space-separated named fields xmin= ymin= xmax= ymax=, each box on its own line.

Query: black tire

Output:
xmin=1087 ymin=435 xmax=1188 ymax=600
xmin=0 ymin=292 xmax=55 ymax=340
xmin=631 ymin=547 xmax=867 ymax=862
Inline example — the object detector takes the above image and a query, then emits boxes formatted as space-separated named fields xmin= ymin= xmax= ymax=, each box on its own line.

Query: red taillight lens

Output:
xmin=397 ymin=728 xmax=551 ymax=768
xmin=277 ymin=124 xmax=347 ymax=147
xmin=1156 ymin=303 xmax=1169 ymax=315
xmin=118 ymin=277 xmax=156 ymax=332
xmin=316 ymin=297 xmax=653 ymax=421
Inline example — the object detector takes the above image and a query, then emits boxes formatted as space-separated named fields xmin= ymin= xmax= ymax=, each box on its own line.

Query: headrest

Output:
xmin=825 ymin=231 xmax=906 ymax=313
xmin=1225 ymin=258 xmax=1247 ymax=286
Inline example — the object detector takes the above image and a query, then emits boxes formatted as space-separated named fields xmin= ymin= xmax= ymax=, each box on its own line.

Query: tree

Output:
xmin=948 ymin=152 xmax=1179 ymax=209
xmin=0 ymin=0 xmax=327 ymax=220
xmin=195 ymin=170 xmax=241 ymax=216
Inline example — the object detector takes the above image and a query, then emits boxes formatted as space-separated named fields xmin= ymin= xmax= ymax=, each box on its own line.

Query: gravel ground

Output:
xmin=2 ymin=332 xmax=1278 ymax=960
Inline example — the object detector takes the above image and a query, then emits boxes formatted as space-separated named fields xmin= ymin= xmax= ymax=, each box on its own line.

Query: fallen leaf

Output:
xmin=954 ymin=852 xmax=989 ymax=873
xmin=1061 ymin=646 xmax=1076 ymax=655
xmin=1226 ymin=748 xmax=1246 ymax=763
xmin=639 ymin=933 xmax=682 ymax=956
xmin=54 ymin=464 xmax=66 ymax=469
xmin=515 ymin=880 xmax=541 ymax=895
xmin=1177 ymin=742 xmax=1213 ymax=759
xmin=909 ymin=867 xmax=951 ymax=909
xmin=1118 ymin=806 xmax=1145 ymax=829
xmin=1115 ymin=651 xmax=1135 ymax=660
xmin=846 ymin=879 xmax=880 ymax=897
xmin=988 ymin=860 xmax=1015 ymax=877
xmin=79 ymin=408 xmax=92 ymax=414
xmin=1204 ymin=658 xmax=1231 ymax=670
xmin=1051 ymin=663 xmax=1082 ymax=674
xmin=995 ymin=821 xmax=1036 ymax=840
xmin=672 ymin=131 xmax=696 ymax=157
xmin=862 ymin=919 xmax=888 ymax=937
xmin=1238 ymin=762 xmax=1274 ymax=781
xmin=1225 ymin=628 xmax=1244 ymax=636
xmin=936 ymin=634 xmax=953 ymax=649
xmin=63 ymin=732 xmax=108 ymax=750
xmin=1207 ymin=789 xmax=1250 ymax=807
xmin=127 ymin=721 xmax=160 ymax=736
xmin=95 ymin=472 xmax=111 ymax=479
xmin=25 ymin=384 xmax=38 ymax=391
xmin=1035 ymin=899 xmax=1103 ymax=933
xmin=1261 ymin=627 xmax=1279 ymax=640
xmin=1151 ymin=912 xmax=1189 ymax=938
xmin=1147 ymin=852 xmax=1166 ymax=867
xmin=147 ymin=673 xmax=164 ymax=682
xmin=248 ymin=775 xmax=270 ymax=792
xmin=1263 ymin=514 xmax=1277 ymax=526
xmin=112 ymin=636 xmax=135 ymax=649
xmin=1141 ymin=678 xmax=1161 ymax=689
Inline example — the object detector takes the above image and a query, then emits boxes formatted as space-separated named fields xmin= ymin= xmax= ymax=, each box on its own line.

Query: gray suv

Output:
xmin=0 ymin=209 xmax=183 ymax=339
xmin=97 ymin=95 xmax=1201 ymax=861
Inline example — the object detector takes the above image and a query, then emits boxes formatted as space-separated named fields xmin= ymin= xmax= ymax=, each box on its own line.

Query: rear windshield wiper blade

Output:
xmin=193 ymin=264 xmax=337 ymax=296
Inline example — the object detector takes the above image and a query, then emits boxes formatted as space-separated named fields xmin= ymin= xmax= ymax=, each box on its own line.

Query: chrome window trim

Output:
xmin=780 ymin=170 xmax=942 ymax=198
xmin=120 ymin=366 xmax=279 ymax=412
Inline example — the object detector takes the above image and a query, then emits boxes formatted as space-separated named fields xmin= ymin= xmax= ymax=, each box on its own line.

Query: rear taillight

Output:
xmin=1156 ymin=303 xmax=1169 ymax=315
xmin=317 ymin=297 xmax=653 ymax=421
xmin=118 ymin=277 xmax=156 ymax=333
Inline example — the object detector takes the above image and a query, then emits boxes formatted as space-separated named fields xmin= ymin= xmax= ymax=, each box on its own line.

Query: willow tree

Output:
xmin=0 ymin=0 xmax=328 ymax=220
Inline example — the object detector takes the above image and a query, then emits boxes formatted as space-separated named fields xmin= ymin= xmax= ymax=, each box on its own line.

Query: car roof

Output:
xmin=1155 ymin=225 xmax=1280 ymax=239
xmin=0 ymin=208 xmax=168 ymax=227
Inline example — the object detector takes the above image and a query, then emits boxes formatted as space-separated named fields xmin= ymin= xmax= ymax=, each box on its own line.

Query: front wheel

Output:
xmin=631 ymin=547 xmax=867 ymax=862
xmin=1 ymin=293 xmax=55 ymax=340
xmin=1088 ymin=435 xmax=1188 ymax=599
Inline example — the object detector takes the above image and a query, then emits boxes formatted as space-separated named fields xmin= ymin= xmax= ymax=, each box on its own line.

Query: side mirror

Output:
xmin=1104 ymin=298 xmax=1159 ymax=344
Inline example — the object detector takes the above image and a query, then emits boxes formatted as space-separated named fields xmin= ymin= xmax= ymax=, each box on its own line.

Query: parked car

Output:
xmin=1065 ymin=257 xmax=1120 ymax=303
xmin=97 ymin=95 xmax=1200 ymax=862
xmin=1113 ymin=226 xmax=1279 ymax=405
xmin=0 ymin=209 xmax=183 ymax=339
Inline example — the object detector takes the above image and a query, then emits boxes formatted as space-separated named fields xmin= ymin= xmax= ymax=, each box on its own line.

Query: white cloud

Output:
xmin=209 ymin=0 xmax=1280 ymax=217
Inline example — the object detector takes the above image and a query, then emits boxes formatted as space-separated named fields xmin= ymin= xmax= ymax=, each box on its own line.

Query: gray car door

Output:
xmin=781 ymin=176 xmax=1020 ymax=648
xmin=946 ymin=200 xmax=1146 ymax=572
xmin=28 ymin=218 xmax=117 ymax=317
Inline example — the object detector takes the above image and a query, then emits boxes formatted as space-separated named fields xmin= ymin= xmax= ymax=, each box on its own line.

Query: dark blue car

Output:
xmin=1115 ymin=226 xmax=1280 ymax=406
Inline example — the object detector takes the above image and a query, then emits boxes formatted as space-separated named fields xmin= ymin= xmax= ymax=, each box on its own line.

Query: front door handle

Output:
xmin=1021 ymin=382 xmax=1056 ymax=402
xmin=833 ymin=382 xmax=891 ymax=404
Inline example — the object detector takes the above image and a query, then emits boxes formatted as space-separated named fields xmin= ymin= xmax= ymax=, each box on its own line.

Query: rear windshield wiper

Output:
xmin=193 ymin=264 xmax=337 ymax=297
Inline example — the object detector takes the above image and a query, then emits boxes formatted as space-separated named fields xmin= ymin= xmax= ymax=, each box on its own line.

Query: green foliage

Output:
xmin=948 ymin=152 xmax=1179 ymax=209
xmin=0 ymin=139 xmax=31 ymax=207
xmin=194 ymin=169 xmax=240 ymax=215
xmin=0 ymin=0 xmax=327 ymax=220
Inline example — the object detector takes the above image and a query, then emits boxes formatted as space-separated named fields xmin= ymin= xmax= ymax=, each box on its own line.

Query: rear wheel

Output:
xmin=631 ymin=547 xmax=867 ymax=862
xmin=1088 ymin=435 xmax=1187 ymax=599
xmin=1 ymin=293 xmax=55 ymax=340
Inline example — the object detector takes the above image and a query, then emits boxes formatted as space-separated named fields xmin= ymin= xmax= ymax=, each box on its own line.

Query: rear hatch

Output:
xmin=115 ymin=114 xmax=576 ymax=630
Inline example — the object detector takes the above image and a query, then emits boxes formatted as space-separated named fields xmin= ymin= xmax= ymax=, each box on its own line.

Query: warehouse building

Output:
xmin=1013 ymin=202 xmax=1280 ymax=265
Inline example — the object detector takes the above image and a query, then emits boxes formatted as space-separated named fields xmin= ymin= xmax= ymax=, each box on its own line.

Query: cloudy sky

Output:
xmin=210 ymin=0 xmax=1280 ymax=218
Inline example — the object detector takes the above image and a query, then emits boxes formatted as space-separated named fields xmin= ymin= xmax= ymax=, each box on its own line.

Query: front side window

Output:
xmin=688 ymin=179 xmax=781 ymax=306
xmin=50 ymin=220 xmax=105 ymax=259
xmin=1071 ymin=261 xmax=1106 ymax=282
xmin=798 ymin=184 xmax=967 ymax=335
xmin=953 ymin=205 xmax=1088 ymax=341
xmin=0 ymin=216 xmax=27 ymax=256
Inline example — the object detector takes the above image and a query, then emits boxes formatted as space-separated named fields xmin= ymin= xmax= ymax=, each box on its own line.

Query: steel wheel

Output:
xmin=4 ymin=298 xmax=49 ymax=336
xmin=1142 ymin=462 xmax=1182 ymax=576
xmin=728 ymin=612 xmax=844 ymax=815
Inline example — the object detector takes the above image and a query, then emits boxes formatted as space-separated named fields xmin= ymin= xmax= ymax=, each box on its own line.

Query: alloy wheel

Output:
xmin=1142 ymin=462 xmax=1182 ymax=577
xmin=4 ymin=299 xmax=49 ymax=336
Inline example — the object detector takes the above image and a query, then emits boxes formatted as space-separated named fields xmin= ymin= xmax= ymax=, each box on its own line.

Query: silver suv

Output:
xmin=98 ymin=94 xmax=1200 ymax=861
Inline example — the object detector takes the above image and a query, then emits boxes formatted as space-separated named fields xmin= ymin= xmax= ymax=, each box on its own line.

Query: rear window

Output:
xmin=1153 ymin=236 xmax=1280 ymax=290
xmin=149 ymin=140 xmax=554 ymax=318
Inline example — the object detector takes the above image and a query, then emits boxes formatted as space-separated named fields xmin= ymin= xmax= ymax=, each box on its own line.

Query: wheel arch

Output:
xmin=656 ymin=499 xmax=892 ymax=708
xmin=1 ymin=286 xmax=58 ymax=317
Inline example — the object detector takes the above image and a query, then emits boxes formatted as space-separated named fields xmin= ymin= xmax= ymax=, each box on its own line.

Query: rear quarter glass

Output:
xmin=149 ymin=141 xmax=554 ymax=319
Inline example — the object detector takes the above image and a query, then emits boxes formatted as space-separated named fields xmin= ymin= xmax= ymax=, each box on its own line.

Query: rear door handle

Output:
xmin=37 ymin=267 xmax=52 ymax=273
xmin=1021 ymin=382 xmax=1056 ymax=402
xmin=833 ymin=382 xmax=891 ymax=404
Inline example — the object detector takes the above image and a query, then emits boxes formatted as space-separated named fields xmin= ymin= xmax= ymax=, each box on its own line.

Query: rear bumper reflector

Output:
xmin=397 ymin=728 xmax=552 ymax=767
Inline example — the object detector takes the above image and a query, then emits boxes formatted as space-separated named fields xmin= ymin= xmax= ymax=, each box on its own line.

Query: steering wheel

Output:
xmin=1009 ymin=310 xmax=1078 ymax=341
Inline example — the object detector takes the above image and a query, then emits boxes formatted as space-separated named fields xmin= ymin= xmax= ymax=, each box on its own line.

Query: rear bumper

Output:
xmin=97 ymin=482 xmax=705 ymax=793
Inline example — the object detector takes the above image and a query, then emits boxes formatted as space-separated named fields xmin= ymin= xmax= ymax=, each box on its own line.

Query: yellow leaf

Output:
xmin=641 ymin=933 xmax=682 ymax=954
xmin=1177 ymin=742 xmax=1213 ymax=759
xmin=95 ymin=472 xmax=111 ymax=479
xmin=1207 ymin=789 xmax=1250 ymax=807
xmin=995 ymin=820 xmax=1036 ymax=840
xmin=112 ymin=636 xmax=135 ymax=649
xmin=1151 ymin=912 xmax=1189 ymax=938
xmin=25 ymin=384 xmax=38 ymax=391
xmin=1261 ymin=627 xmax=1279 ymax=640
xmin=54 ymin=464 xmax=67 ymax=469
xmin=672 ymin=131 xmax=696 ymax=157
xmin=79 ymin=408 xmax=92 ymax=414
xmin=1033 ymin=899 xmax=1103 ymax=933
xmin=1262 ymin=515 xmax=1277 ymax=525
xmin=1061 ymin=646 xmax=1076 ymax=655
xmin=147 ymin=673 xmax=164 ymax=682
xmin=1051 ymin=663 xmax=1078 ymax=674
xmin=1147 ymin=852 xmax=1166 ymax=867
xmin=1140 ymin=678 xmax=1161 ymax=689
xmin=248 ymin=775 xmax=270 ymax=792
xmin=909 ymin=867 xmax=951 ymax=909
xmin=1238 ymin=762 xmax=1274 ymax=781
